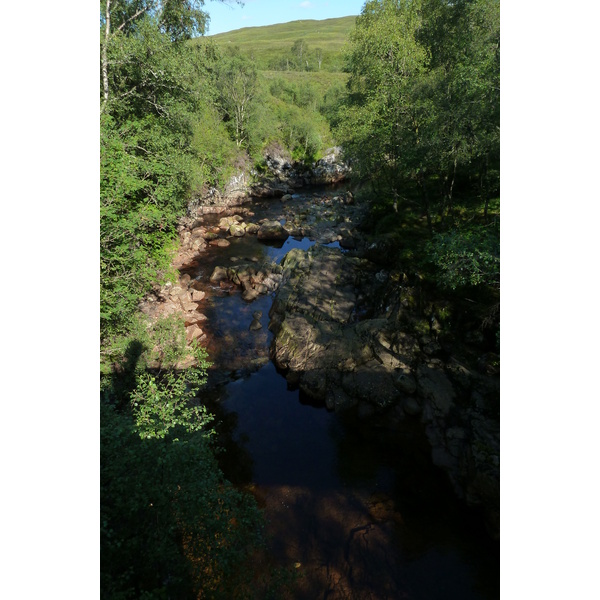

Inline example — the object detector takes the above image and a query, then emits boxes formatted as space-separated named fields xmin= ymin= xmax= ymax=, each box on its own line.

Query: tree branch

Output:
xmin=117 ymin=7 xmax=148 ymax=33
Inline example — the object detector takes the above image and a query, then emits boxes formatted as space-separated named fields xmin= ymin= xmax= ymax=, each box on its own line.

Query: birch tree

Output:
xmin=216 ymin=55 xmax=258 ymax=147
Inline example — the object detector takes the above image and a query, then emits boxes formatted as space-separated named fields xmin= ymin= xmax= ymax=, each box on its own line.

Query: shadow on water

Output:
xmin=192 ymin=188 xmax=499 ymax=599
xmin=203 ymin=360 xmax=498 ymax=600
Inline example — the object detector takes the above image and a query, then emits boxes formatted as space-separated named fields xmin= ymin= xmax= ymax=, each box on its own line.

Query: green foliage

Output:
xmin=337 ymin=0 xmax=500 ymax=227
xmin=319 ymin=80 xmax=348 ymax=127
xmin=101 ymin=318 xmax=263 ymax=598
xmin=253 ymin=71 xmax=346 ymax=162
xmin=131 ymin=346 xmax=212 ymax=440
xmin=427 ymin=223 xmax=500 ymax=290
xmin=101 ymin=8 xmax=290 ymax=600
xmin=189 ymin=103 xmax=240 ymax=191
xmin=215 ymin=52 xmax=260 ymax=148
xmin=101 ymin=398 xmax=265 ymax=599
xmin=100 ymin=16 xmax=197 ymax=337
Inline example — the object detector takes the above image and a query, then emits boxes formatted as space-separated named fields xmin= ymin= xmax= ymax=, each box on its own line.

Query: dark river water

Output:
xmin=184 ymin=191 xmax=499 ymax=599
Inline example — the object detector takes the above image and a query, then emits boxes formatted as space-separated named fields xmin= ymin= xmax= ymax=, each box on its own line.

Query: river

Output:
xmin=182 ymin=189 xmax=499 ymax=599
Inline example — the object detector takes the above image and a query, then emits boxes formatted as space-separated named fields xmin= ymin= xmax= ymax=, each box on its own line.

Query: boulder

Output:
xmin=417 ymin=364 xmax=456 ymax=418
xmin=342 ymin=361 xmax=400 ymax=409
xmin=242 ymin=288 xmax=260 ymax=302
xmin=184 ymin=313 xmax=207 ymax=326
xmin=229 ymin=223 xmax=246 ymax=237
xmin=180 ymin=301 xmax=198 ymax=312
xmin=209 ymin=266 xmax=229 ymax=282
xmin=185 ymin=324 xmax=204 ymax=342
xmin=402 ymin=397 xmax=422 ymax=416
xmin=393 ymin=368 xmax=417 ymax=395
xmin=257 ymin=220 xmax=289 ymax=241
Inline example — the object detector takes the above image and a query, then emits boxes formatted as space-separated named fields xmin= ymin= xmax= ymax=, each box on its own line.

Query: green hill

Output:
xmin=206 ymin=16 xmax=357 ymax=72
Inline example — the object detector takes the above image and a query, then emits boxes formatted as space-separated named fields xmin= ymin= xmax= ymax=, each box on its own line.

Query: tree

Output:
xmin=101 ymin=318 xmax=266 ymax=599
xmin=101 ymin=368 xmax=265 ymax=598
xmin=101 ymin=1 xmax=207 ymax=111
xmin=337 ymin=0 xmax=428 ymax=210
xmin=216 ymin=54 xmax=259 ymax=147
xmin=291 ymin=38 xmax=308 ymax=69
xmin=337 ymin=0 xmax=499 ymax=227
xmin=417 ymin=0 xmax=500 ymax=221
xmin=315 ymin=46 xmax=324 ymax=70
xmin=99 ymin=3 xmax=225 ymax=339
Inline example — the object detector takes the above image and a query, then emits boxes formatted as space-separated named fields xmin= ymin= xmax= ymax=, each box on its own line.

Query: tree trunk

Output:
xmin=102 ymin=0 xmax=111 ymax=109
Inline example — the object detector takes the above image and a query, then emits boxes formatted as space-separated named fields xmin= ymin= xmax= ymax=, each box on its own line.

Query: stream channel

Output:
xmin=182 ymin=188 xmax=499 ymax=599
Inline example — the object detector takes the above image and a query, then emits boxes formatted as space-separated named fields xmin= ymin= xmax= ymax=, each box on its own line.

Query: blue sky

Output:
xmin=204 ymin=0 xmax=366 ymax=36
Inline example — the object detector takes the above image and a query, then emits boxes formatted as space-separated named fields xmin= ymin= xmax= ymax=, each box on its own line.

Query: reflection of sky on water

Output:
xmin=222 ymin=362 xmax=339 ymax=488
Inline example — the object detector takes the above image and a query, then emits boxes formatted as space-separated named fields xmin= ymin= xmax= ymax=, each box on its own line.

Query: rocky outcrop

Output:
xmin=309 ymin=147 xmax=351 ymax=185
xmin=269 ymin=245 xmax=415 ymax=411
xmin=257 ymin=146 xmax=351 ymax=192
xmin=268 ymin=243 xmax=500 ymax=538
xmin=186 ymin=147 xmax=352 ymax=214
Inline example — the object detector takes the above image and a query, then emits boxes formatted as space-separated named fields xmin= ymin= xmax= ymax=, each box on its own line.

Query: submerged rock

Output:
xmin=249 ymin=318 xmax=263 ymax=331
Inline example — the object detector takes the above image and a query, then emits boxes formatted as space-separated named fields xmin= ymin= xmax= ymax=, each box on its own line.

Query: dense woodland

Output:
xmin=100 ymin=1 xmax=499 ymax=597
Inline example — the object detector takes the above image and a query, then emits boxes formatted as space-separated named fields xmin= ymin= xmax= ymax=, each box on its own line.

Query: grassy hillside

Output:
xmin=206 ymin=16 xmax=356 ymax=72
xmin=261 ymin=70 xmax=349 ymax=95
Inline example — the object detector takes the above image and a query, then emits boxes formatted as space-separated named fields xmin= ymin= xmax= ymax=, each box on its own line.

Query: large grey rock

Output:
xmin=249 ymin=318 xmax=262 ymax=331
xmin=257 ymin=220 xmax=289 ymax=241
xmin=241 ymin=288 xmax=260 ymax=302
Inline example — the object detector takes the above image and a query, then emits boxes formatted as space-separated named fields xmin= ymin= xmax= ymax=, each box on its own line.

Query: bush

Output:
xmin=101 ymin=399 xmax=265 ymax=599
xmin=427 ymin=223 xmax=499 ymax=290
xmin=101 ymin=330 xmax=264 ymax=599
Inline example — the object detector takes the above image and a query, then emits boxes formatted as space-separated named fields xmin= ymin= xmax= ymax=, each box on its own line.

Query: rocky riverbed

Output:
xmin=138 ymin=157 xmax=499 ymax=540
